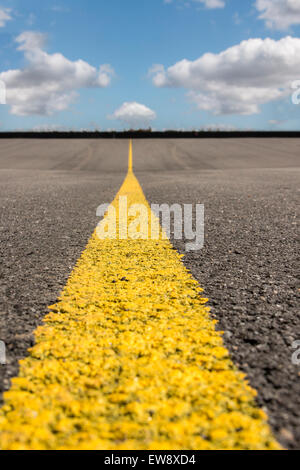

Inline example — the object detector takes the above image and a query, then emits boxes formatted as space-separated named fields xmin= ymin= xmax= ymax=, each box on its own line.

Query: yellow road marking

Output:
xmin=0 ymin=141 xmax=280 ymax=450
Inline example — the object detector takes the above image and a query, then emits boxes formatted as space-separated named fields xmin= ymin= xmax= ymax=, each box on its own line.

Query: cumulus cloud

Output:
xmin=197 ymin=0 xmax=225 ymax=8
xmin=16 ymin=31 xmax=47 ymax=51
xmin=0 ymin=7 xmax=12 ymax=27
xmin=0 ymin=31 xmax=114 ymax=116
xmin=164 ymin=0 xmax=225 ymax=8
xmin=110 ymin=102 xmax=156 ymax=127
xmin=255 ymin=0 xmax=300 ymax=30
xmin=150 ymin=36 xmax=300 ymax=115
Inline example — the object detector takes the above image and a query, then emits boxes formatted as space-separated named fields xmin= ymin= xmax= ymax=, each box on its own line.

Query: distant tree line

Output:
xmin=0 ymin=130 xmax=300 ymax=139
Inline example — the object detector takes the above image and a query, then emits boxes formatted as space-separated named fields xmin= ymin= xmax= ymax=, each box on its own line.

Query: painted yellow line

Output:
xmin=0 ymin=141 xmax=280 ymax=450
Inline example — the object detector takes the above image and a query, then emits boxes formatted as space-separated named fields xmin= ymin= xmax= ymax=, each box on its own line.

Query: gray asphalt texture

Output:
xmin=0 ymin=138 xmax=299 ymax=449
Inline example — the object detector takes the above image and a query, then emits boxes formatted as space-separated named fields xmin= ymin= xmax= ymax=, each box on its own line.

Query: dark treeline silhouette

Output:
xmin=0 ymin=130 xmax=300 ymax=139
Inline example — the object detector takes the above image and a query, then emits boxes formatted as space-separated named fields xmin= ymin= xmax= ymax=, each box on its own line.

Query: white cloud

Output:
xmin=269 ymin=119 xmax=287 ymax=126
xmin=110 ymin=102 xmax=156 ymax=127
xmin=164 ymin=0 xmax=225 ymax=9
xmin=16 ymin=31 xmax=47 ymax=51
xmin=0 ymin=31 xmax=114 ymax=116
xmin=255 ymin=0 xmax=300 ymax=30
xmin=200 ymin=0 xmax=225 ymax=8
xmin=32 ymin=124 xmax=68 ymax=131
xmin=0 ymin=8 xmax=12 ymax=27
xmin=150 ymin=36 xmax=300 ymax=115
xmin=199 ymin=123 xmax=237 ymax=130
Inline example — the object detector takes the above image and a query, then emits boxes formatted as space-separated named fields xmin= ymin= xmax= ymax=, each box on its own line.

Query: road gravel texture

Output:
xmin=0 ymin=140 xmax=127 ymax=407
xmin=0 ymin=138 xmax=299 ymax=449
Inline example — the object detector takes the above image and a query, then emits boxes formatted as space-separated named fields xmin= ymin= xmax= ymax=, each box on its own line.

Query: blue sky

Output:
xmin=0 ymin=0 xmax=300 ymax=130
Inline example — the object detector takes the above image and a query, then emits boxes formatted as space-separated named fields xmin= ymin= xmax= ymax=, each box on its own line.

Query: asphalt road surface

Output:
xmin=0 ymin=138 xmax=299 ymax=448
